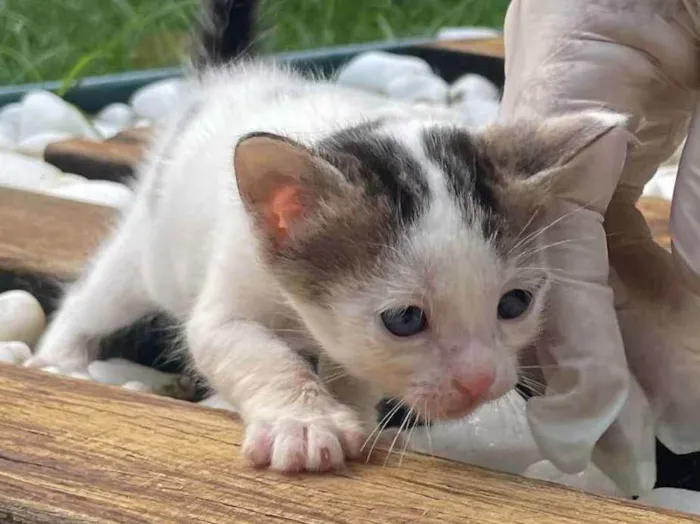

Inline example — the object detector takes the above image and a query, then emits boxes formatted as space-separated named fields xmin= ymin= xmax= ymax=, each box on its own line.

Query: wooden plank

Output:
xmin=0 ymin=363 xmax=696 ymax=524
xmin=637 ymin=196 xmax=671 ymax=250
xmin=43 ymin=128 xmax=152 ymax=183
xmin=431 ymin=36 xmax=505 ymax=58
xmin=0 ymin=187 xmax=116 ymax=280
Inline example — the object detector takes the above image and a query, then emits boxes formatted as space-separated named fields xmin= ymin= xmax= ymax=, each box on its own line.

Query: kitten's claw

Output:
xmin=242 ymin=410 xmax=365 ymax=473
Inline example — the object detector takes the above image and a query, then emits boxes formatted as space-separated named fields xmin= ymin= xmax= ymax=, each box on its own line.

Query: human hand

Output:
xmin=499 ymin=0 xmax=698 ymax=496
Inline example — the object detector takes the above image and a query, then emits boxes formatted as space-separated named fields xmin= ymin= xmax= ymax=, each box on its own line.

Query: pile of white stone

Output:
xmin=0 ymin=289 xmax=233 ymax=407
xmin=0 ymin=48 xmax=692 ymax=514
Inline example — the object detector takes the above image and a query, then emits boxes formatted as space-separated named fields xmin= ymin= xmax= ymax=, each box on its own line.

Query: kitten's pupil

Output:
xmin=381 ymin=306 xmax=427 ymax=337
xmin=497 ymin=289 xmax=533 ymax=320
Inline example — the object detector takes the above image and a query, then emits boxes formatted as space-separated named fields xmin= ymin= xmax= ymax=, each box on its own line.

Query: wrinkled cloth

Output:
xmin=500 ymin=0 xmax=700 ymax=496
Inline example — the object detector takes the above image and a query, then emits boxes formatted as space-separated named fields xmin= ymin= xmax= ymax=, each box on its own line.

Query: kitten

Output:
xmin=27 ymin=5 xmax=626 ymax=473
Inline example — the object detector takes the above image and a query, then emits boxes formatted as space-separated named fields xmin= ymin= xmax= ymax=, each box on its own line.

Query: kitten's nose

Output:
xmin=452 ymin=371 xmax=495 ymax=400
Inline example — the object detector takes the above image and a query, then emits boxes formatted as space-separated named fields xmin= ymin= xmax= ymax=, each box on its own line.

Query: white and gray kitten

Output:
xmin=27 ymin=20 xmax=625 ymax=472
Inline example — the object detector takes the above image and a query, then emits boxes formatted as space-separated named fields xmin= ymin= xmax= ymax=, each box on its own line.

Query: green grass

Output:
xmin=0 ymin=0 xmax=508 ymax=86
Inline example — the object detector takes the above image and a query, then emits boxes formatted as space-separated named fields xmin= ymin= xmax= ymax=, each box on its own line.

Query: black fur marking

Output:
xmin=422 ymin=127 xmax=503 ymax=239
xmin=319 ymin=124 xmax=429 ymax=225
xmin=266 ymin=122 xmax=430 ymax=301
xmin=194 ymin=0 xmax=257 ymax=69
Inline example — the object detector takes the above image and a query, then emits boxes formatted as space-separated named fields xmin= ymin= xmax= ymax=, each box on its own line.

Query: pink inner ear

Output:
xmin=264 ymin=184 xmax=305 ymax=245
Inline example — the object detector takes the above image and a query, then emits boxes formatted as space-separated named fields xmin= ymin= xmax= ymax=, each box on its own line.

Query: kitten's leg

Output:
xmin=187 ymin=311 xmax=366 ymax=473
xmin=316 ymin=353 xmax=381 ymax=433
xmin=27 ymin=213 xmax=153 ymax=372
xmin=317 ymin=354 xmax=397 ymax=460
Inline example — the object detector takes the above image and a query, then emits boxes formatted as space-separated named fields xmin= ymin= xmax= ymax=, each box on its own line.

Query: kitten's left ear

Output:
xmin=484 ymin=110 xmax=632 ymax=213
xmin=234 ymin=132 xmax=344 ymax=249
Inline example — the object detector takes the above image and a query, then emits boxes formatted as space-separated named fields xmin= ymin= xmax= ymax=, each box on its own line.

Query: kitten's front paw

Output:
xmin=242 ymin=409 xmax=365 ymax=473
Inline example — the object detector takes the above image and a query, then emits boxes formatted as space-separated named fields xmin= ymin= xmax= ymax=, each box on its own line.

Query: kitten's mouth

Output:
xmin=403 ymin=394 xmax=484 ymax=421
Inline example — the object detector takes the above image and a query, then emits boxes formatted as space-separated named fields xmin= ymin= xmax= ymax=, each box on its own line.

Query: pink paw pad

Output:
xmin=242 ymin=416 xmax=364 ymax=474
xmin=242 ymin=423 xmax=273 ymax=468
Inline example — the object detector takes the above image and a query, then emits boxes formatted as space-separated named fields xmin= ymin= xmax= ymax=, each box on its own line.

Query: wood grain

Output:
xmin=637 ymin=196 xmax=671 ymax=250
xmin=0 ymin=187 xmax=116 ymax=280
xmin=1 ymin=363 xmax=696 ymax=524
xmin=44 ymin=128 xmax=153 ymax=183
xmin=431 ymin=36 xmax=505 ymax=58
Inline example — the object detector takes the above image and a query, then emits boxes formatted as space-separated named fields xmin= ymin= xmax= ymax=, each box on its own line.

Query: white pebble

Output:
xmin=68 ymin=370 xmax=91 ymax=380
xmin=435 ymin=27 xmax=502 ymax=41
xmin=0 ymin=341 xmax=32 ymax=365
xmin=0 ymin=123 xmax=15 ymax=150
xmin=0 ymin=103 xmax=22 ymax=136
xmin=335 ymin=51 xmax=433 ymax=94
xmin=41 ymin=366 xmax=62 ymax=375
xmin=0 ymin=290 xmax=46 ymax=347
xmin=405 ymin=391 xmax=542 ymax=475
xmin=198 ymin=393 xmax=238 ymax=412
xmin=88 ymin=358 xmax=179 ymax=390
xmin=656 ymin=176 xmax=677 ymax=201
xmin=638 ymin=488 xmax=700 ymax=515
xmin=18 ymin=90 xmax=99 ymax=142
xmin=130 ymin=78 xmax=185 ymax=121
xmin=523 ymin=460 xmax=625 ymax=498
xmin=46 ymin=180 xmax=134 ymax=209
xmin=40 ymin=172 xmax=89 ymax=190
xmin=385 ymin=73 xmax=449 ymax=104
xmin=454 ymin=98 xmax=500 ymax=130
xmin=643 ymin=165 xmax=678 ymax=201
xmin=449 ymin=73 xmax=500 ymax=104
xmin=122 ymin=381 xmax=152 ymax=392
xmin=0 ymin=151 xmax=63 ymax=192
xmin=93 ymin=103 xmax=136 ymax=139
xmin=133 ymin=118 xmax=153 ymax=129
xmin=16 ymin=132 xmax=74 ymax=157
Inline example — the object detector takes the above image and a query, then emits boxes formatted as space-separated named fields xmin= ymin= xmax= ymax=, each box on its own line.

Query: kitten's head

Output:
xmin=234 ymin=110 xmax=627 ymax=420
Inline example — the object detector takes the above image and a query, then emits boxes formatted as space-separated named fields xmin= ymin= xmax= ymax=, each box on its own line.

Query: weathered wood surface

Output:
xmin=637 ymin=196 xmax=671 ymax=250
xmin=432 ymin=36 xmax=505 ymax=58
xmin=0 ymin=187 xmax=116 ymax=280
xmin=43 ymin=128 xmax=152 ymax=183
xmin=0 ymin=363 xmax=696 ymax=524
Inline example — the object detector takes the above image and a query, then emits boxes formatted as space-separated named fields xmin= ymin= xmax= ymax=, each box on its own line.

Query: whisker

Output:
xmin=364 ymin=400 xmax=405 ymax=462
xmin=384 ymin=401 xmax=415 ymax=467
xmin=509 ymin=196 xmax=605 ymax=258
xmin=423 ymin=399 xmax=434 ymax=458
xmin=506 ymin=208 xmax=540 ymax=258
xmin=517 ymin=374 xmax=563 ymax=396
xmin=399 ymin=408 xmax=421 ymax=466
xmin=515 ymin=236 xmax=597 ymax=262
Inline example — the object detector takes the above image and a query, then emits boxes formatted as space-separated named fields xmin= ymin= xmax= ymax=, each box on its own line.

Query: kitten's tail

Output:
xmin=191 ymin=0 xmax=258 ymax=70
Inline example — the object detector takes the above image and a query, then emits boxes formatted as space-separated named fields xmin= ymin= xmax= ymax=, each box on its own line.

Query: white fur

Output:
xmin=29 ymin=62 xmax=548 ymax=473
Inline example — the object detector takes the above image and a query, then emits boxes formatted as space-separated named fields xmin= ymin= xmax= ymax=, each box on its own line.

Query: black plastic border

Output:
xmin=0 ymin=38 xmax=504 ymax=112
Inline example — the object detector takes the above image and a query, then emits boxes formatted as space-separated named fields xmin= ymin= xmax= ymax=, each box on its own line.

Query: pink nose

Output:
xmin=452 ymin=372 xmax=495 ymax=400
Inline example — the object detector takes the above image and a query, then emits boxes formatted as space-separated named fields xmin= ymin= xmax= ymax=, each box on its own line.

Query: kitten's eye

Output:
xmin=381 ymin=306 xmax=427 ymax=337
xmin=497 ymin=289 xmax=533 ymax=320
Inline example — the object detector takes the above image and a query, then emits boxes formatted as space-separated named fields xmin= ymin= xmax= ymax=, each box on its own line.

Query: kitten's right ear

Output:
xmin=485 ymin=110 xmax=632 ymax=215
xmin=233 ymin=132 xmax=342 ymax=249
